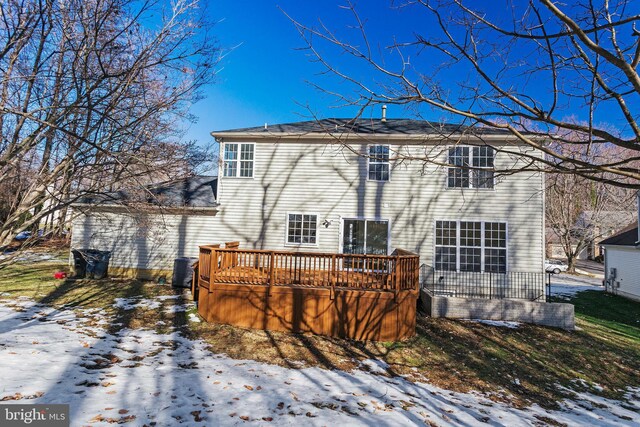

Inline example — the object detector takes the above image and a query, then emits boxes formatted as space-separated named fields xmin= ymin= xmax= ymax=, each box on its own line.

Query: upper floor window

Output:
xmin=223 ymin=143 xmax=254 ymax=177
xmin=447 ymin=146 xmax=494 ymax=189
xmin=368 ymin=145 xmax=390 ymax=181
xmin=286 ymin=213 xmax=318 ymax=245
xmin=435 ymin=220 xmax=507 ymax=272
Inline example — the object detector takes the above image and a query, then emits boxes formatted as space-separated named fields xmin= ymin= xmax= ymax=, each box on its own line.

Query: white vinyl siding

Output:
xmin=213 ymin=139 xmax=542 ymax=272
xmin=70 ymin=210 xmax=218 ymax=275
xmin=604 ymin=246 xmax=640 ymax=301
xmin=72 ymin=138 xmax=544 ymax=275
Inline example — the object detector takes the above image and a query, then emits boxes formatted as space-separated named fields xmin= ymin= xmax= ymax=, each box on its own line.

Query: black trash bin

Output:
xmin=172 ymin=257 xmax=198 ymax=288
xmin=72 ymin=249 xmax=111 ymax=279
xmin=71 ymin=249 xmax=87 ymax=278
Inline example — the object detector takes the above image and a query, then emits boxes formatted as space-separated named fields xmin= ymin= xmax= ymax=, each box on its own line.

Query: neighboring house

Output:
xmin=577 ymin=210 xmax=636 ymax=259
xmin=71 ymin=118 xmax=545 ymax=279
xmin=600 ymin=221 xmax=640 ymax=302
xmin=545 ymin=227 xmax=588 ymax=261
xmin=546 ymin=211 xmax=636 ymax=261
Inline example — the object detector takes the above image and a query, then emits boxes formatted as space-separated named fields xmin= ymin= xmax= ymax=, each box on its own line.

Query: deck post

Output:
xmin=330 ymin=254 xmax=336 ymax=300
xmin=413 ymin=256 xmax=420 ymax=291
xmin=268 ymin=251 xmax=275 ymax=296
xmin=394 ymin=255 xmax=401 ymax=301
xmin=210 ymin=247 xmax=217 ymax=284
xmin=191 ymin=261 xmax=199 ymax=300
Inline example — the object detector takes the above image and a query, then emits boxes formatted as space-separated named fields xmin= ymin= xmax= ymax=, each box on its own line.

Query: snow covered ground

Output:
xmin=1 ymin=297 xmax=638 ymax=426
xmin=468 ymin=319 xmax=521 ymax=329
xmin=549 ymin=273 xmax=604 ymax=299
xmin=0 ymin=251 xmax=67 ymax=263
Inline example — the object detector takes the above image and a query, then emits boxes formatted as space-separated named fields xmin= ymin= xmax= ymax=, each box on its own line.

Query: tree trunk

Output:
xmin=567 ymin=254 xmax=576 ymax=274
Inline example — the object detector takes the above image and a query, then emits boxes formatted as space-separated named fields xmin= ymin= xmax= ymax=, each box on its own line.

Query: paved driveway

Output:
xmin=575 ymin=259 xmax=605 ymax=278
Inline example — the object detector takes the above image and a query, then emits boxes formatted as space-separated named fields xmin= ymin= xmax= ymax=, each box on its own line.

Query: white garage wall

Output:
xmin=604 ymin=246 xmax=640 ymax=301
xmin=70 ymin=209 xmax=219 ymax=273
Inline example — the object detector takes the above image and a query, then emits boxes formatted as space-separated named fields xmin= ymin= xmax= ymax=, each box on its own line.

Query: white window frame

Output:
xmin=367 ymin=145 xmax=390 ymax=182
xmin=433 ymin=220 xmax=458 ymax=271
xmin=222 ymin=142 xmax=255 ymax=178
xmin=284 ymin=212 xmax=319 ymax=247
xmin=446 ymin=145 xmax=495 ymax=189
xmin=434 ymin=220 xmax=508 ymax=272
xmin=339 ymin=217 xmax=392 ymax=255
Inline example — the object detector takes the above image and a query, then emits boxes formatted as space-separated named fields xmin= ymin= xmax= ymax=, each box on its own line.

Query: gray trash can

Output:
xmin=71 ymin=249 xmax=111 ymax=279
xmin=172 ymin=257 xmax=198 ymax=288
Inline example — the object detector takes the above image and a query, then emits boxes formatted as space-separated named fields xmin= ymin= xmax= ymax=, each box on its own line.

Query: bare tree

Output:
xmin=546 ymin=171 xmax=635 ymax=272
xmin=287 ymin=0 xmax=640 ymax=187
xmin=0 ymin=0 xmax=218 ymax=248
xmin=545 ymin=142 xmax=636 ymax=271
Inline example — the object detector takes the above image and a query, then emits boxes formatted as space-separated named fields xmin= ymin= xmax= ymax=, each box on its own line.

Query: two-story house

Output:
xmin=71 ymin=118 xmax=545 ymax=280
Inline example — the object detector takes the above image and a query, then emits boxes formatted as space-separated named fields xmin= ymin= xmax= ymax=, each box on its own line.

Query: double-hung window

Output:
xmin=483 ymin=222 xmax=507 ymax=272
xmin=434 ymin=220 xmax=457 ymax=271
xmin=459 ymin=221 xmax=482 ymax=272
xmin=447 ymin=146 xmax=494 ymax=189
xmin=223 ymin=143 xmax=254 ymax=177
xmin=286 ymin=214 xmax=318 ymax=245
xmin=368 ymin=145 xmax=390 ymax=181
xmin=435 ymin=220 xmax=507 ymax=272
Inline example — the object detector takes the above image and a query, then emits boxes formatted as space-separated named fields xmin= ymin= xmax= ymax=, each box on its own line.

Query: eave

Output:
xmin=211 ymin=131 xmax=540 ymax=144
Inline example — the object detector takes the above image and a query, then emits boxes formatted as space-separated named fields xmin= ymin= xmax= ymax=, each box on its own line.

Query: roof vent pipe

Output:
xmin=381 ymin=105 xmax=387 ymax=122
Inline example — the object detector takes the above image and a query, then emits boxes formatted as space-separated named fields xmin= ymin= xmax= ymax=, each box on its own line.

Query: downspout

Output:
xmin=637 ymin=190 xmax=640 ymax=244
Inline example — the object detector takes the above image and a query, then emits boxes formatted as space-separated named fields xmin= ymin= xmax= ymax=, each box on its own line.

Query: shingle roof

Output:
xmin=212 ymin=118 xmax=515 ymax=136
xmin=599 ymin=223 xmax=639 ymax=246
xmin=78 ymin=176 xmax=217 ymax=208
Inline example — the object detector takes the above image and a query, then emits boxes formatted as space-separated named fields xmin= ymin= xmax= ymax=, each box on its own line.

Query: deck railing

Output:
xmin=198 ymin=244 xmax=420 ymax=295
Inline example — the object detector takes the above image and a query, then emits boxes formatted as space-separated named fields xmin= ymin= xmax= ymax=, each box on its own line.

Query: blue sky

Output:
xmin=182 ymin=1 xmax=640 ymax=149
xmin=183 ymin=1 xmax=430 ymax=147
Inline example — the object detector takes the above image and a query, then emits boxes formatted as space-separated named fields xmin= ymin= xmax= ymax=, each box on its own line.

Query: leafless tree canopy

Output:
xmin=546 ymin=161 xmax=635 ymax=272
xmin=288 ymin=0 xmax=640 ymax=187
xmin=0 ymin=0 xmax=218 ymax=247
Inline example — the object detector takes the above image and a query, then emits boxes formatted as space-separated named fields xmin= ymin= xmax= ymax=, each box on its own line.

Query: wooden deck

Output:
xmin=194 ymin=243 xmax=420 ymax=341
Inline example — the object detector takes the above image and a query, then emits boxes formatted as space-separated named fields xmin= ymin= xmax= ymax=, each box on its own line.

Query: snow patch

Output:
xmin=359 ymin=359 xmax=390 ymax=375
xmin=549 ymin=274 xmax=603 ymax=299
xmin=0 ymin=301 xmax=638 ymax=426
xmin=154 ymin=295 xmax=182 ymax=301
xmin=0 ymin=252 xmax=65 ymax=263
xmin=112 ymin=297 xmax=161 ymax=310
xmin=469 ymin=319 xmax=521 ymax=329
xmin=163 ymin=304 xmax=190 ymax=314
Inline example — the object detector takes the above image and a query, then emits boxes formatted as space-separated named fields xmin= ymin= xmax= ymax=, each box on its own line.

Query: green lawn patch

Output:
xmin=563 ymin=290 xmax=640 ymax=341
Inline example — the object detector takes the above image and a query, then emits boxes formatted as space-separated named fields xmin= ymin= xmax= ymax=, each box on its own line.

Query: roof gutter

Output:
xmin=211 ymin=131 xmax=542 ymax=144
xmin=70 ymin=202 xmax=220 ymax=212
